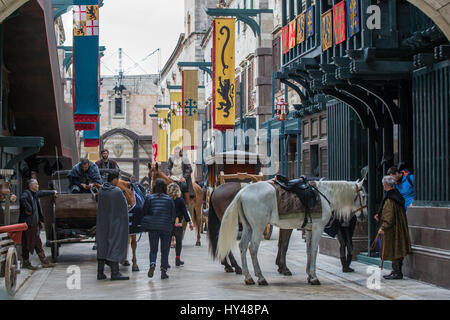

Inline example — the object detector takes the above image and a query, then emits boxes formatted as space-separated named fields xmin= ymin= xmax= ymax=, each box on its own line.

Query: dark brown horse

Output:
xmin=207 ymin=182 xmax=294 ymax=276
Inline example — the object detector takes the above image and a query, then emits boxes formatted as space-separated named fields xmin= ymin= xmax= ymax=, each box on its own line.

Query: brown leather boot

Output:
xmin=38 ymin=252 xmax=55 ymax=268
xmin=22 ymin=259 xmax=39 ymax=270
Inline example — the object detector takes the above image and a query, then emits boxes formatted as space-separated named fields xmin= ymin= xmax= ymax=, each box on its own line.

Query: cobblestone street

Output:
xmin=7 ymin=228 xmax=450 ymax=300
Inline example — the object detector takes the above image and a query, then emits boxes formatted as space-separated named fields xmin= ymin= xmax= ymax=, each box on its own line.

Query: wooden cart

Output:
xmin=0 ymin=223 xmax=27 ymax=296
xmin=47 ymin=193 xmax=97 ymax=262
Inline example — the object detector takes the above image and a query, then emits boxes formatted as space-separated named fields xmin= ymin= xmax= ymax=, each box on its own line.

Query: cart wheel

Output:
xmin=51 ymin=224 xmax=59 ymax=263
xmin=263 ymin=224 xmax=273 ymax=240
xmin=5 ymin=247 xmax=18 ymax=296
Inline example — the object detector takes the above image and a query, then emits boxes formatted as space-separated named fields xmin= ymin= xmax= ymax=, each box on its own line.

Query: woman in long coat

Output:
xmin=377 ymin=175 xmax=412 ymax=280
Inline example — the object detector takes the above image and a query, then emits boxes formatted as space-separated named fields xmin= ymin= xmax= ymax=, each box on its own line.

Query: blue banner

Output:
xmin=73 ymin=0 xmax=100 ymax=123
xmin=346 ymin=0 xmax=360 ymax=38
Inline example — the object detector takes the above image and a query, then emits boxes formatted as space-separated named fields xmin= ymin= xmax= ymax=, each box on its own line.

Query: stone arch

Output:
xmin=408 ymin=0 xmax=450 ymax=40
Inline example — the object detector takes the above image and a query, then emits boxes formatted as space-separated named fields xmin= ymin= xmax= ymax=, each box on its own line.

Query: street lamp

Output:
xmin=275 ymin=98 xmax=289 ymax=121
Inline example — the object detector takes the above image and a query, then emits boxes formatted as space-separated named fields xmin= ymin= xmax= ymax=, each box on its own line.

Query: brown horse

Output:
xmin=148 ymin=162 xmax=204 ymax=246
xmin=116 ymin=179 xmax=140 ymax=272
xmin=206 ymin=182 xmax=294 ymax=276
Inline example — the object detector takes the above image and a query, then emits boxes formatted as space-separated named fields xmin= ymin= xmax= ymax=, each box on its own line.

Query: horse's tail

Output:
xmin=207 ymin=192 xmax=221 ymax=259
xmin=217 ymin=190 xmax=242 ymax=261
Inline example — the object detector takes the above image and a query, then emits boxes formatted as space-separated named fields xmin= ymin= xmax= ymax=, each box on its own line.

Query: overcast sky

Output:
xmin=62 ymin=0 xmax=185 ymax=76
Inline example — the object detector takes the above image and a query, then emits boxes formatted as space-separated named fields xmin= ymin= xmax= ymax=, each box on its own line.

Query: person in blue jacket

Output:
xmin=387 ymin=166 xmax=414 ymax=210
xmin=141 ymin=178 xmax=176 ymax=280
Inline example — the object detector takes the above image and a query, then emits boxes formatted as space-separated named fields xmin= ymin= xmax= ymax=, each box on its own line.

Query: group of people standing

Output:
xmin=95 ymin=148 xmax=194 ymax=281
xmin=328 ymin=166 xmax=413 ymax=280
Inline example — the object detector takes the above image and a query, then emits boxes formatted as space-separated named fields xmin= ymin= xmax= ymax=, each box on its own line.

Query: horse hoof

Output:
xmin=132 ymin=266 xmax=140 ymax=272
xmin=234 ymin=268 xmax=242 ymax=275
xmin=224 ymin=267 xmax=234 ymax=273
xmin=283 ymin=269 xmax=292 ymax=276
xmin=309 ymin=279 xmax=321 ymax=285
xmin=258 ymin=279 xmax=269 ymax=286
xmin=245 ymin=278 xmax=255 ymax=285
xmin=195 ymin=242 xmax=201 ymax=246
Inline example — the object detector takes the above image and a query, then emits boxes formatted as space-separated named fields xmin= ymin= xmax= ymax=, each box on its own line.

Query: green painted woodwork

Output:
xmin=206 ymin=8 xmax=273 ymax=37
xmin=177 ymin=61 xmax=212 ymax=78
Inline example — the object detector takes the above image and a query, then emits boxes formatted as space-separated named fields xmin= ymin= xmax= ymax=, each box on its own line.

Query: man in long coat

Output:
xmin=96 ymin=172 xmax=129 ymax=281
xmin=167 ymin=146 xmax=195 ymax=205
xmin=19 ymin=179 xmax=57 ymax=269
xmin=377 ymin=175 xmax=412 ymax=280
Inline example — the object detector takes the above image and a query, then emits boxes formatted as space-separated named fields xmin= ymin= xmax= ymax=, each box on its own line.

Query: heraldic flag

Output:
xmin=83 ymin=121 xmax=100 ymax=147
xmin=73 ymin=0 xmax=100 ymax=129
xmin=157 ymin=109 xmax=169 ymax=162
xmin=213 ymin=18 xmax=235 ymax=130
xmin=182 ymin=70 xmax=199 ymax=150
xmin=151 ymin=116 xmax=158 ymax=163
xmin=170 ymin=91 xmax=183 ymax=154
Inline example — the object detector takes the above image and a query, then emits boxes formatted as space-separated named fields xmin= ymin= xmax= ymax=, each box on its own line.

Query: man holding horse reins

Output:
xmin=68 ymin=158 xmax=103 ymax=194
xmin=167 ymin=146 xmax=195 ymax=206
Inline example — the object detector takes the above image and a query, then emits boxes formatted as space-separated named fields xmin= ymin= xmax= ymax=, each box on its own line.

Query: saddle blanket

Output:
xmin=268 ymin=181 xmax=322 ymax=220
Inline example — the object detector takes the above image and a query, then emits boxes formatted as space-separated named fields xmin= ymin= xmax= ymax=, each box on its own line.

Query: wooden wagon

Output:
xmin=45 ymin=169 xmax=122 ymax=262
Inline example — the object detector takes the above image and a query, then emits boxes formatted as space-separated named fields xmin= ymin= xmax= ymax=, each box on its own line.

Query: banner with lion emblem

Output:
xmin=213 ymin=18 xmax=235 ymax=131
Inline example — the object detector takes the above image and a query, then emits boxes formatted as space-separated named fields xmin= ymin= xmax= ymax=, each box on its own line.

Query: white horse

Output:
xmin=216 ymin=179 xmax=367 ymax=285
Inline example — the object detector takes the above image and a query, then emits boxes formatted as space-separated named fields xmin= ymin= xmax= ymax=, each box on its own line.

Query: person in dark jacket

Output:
xmin=96 ymin=172 xmax=129 ymax=281
xmin=19 ymin=179 xmax=57 ymax=270
xmin=95 ymin=149 xmax=120 ymax=181
xmin=68 ymin=158 xmax=103 ymax=193
xmin=167 ymin=183 xmax=193 ymax=267
xmin=141 ymin=179 xmax=176 ymax=279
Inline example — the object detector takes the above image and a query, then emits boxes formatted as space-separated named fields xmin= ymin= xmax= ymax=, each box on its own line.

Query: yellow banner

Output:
xmin=157 ymin=109 xmax=169 ymax=162
xmin=321 ymin=9 xmax=333 ymax=51
xmin=213 ymin=18 xmax=235 ymax=130
xmin=170 ymin=91 xmax=183 ymax=154
xmin=182 ymin=70 xmax=198 ymax=149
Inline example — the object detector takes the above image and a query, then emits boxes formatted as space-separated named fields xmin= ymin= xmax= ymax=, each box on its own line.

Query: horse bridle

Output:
xmin=351 ymin=184 xmax=368 ymax=215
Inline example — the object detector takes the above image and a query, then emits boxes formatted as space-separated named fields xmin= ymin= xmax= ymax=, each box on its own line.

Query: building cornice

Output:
xmin=160 ymin=33 xmax=185 ymax=79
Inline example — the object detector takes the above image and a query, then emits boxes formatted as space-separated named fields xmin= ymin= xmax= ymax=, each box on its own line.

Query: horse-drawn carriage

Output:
xmin=45 ymin=169 xmax=132 ymax=262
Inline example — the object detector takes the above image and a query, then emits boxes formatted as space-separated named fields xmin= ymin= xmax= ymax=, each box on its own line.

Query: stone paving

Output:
xmin=6 ymin=227 xmax=450 ymax=300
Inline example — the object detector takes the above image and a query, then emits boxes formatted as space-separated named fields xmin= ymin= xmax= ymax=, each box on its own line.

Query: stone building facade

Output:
xmin=79 ymin=74 xmax=159 ymax=183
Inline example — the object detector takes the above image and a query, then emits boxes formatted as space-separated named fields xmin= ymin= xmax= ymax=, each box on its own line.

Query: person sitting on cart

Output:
xmin=68 ymin=158 xmax=103 ymax=194
xmin=167 ymin=146 xmax=195 ymax=206
xmin=19 ymin=179 xmax=57 ymax=270
xmin=95 ymin=149 xmax=120 ymax=181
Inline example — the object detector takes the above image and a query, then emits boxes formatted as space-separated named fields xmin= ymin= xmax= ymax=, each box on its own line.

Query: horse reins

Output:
xmin=351 ymin=184 xmax=367 ymax=215
xmin=370 ymin=233 xmax=385 ymax=269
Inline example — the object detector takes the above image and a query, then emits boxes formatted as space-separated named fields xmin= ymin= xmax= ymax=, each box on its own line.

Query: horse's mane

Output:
xmin=315 ymin=180 xmax=359 ymax=222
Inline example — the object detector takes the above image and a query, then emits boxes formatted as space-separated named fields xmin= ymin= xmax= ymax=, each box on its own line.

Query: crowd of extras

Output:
xmin=11 ymin=147 xmax=414 ymax=281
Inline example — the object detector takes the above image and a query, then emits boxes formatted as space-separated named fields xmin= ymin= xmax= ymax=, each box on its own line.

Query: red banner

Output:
xmin=333 ymin=0 xmax=346 ymax=45
xmin=282 ymin=25 xmax=289 ymax=54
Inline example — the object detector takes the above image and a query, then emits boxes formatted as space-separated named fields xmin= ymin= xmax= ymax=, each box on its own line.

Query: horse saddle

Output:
xmin=275 ymin=175 xmax=319 ymax=227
